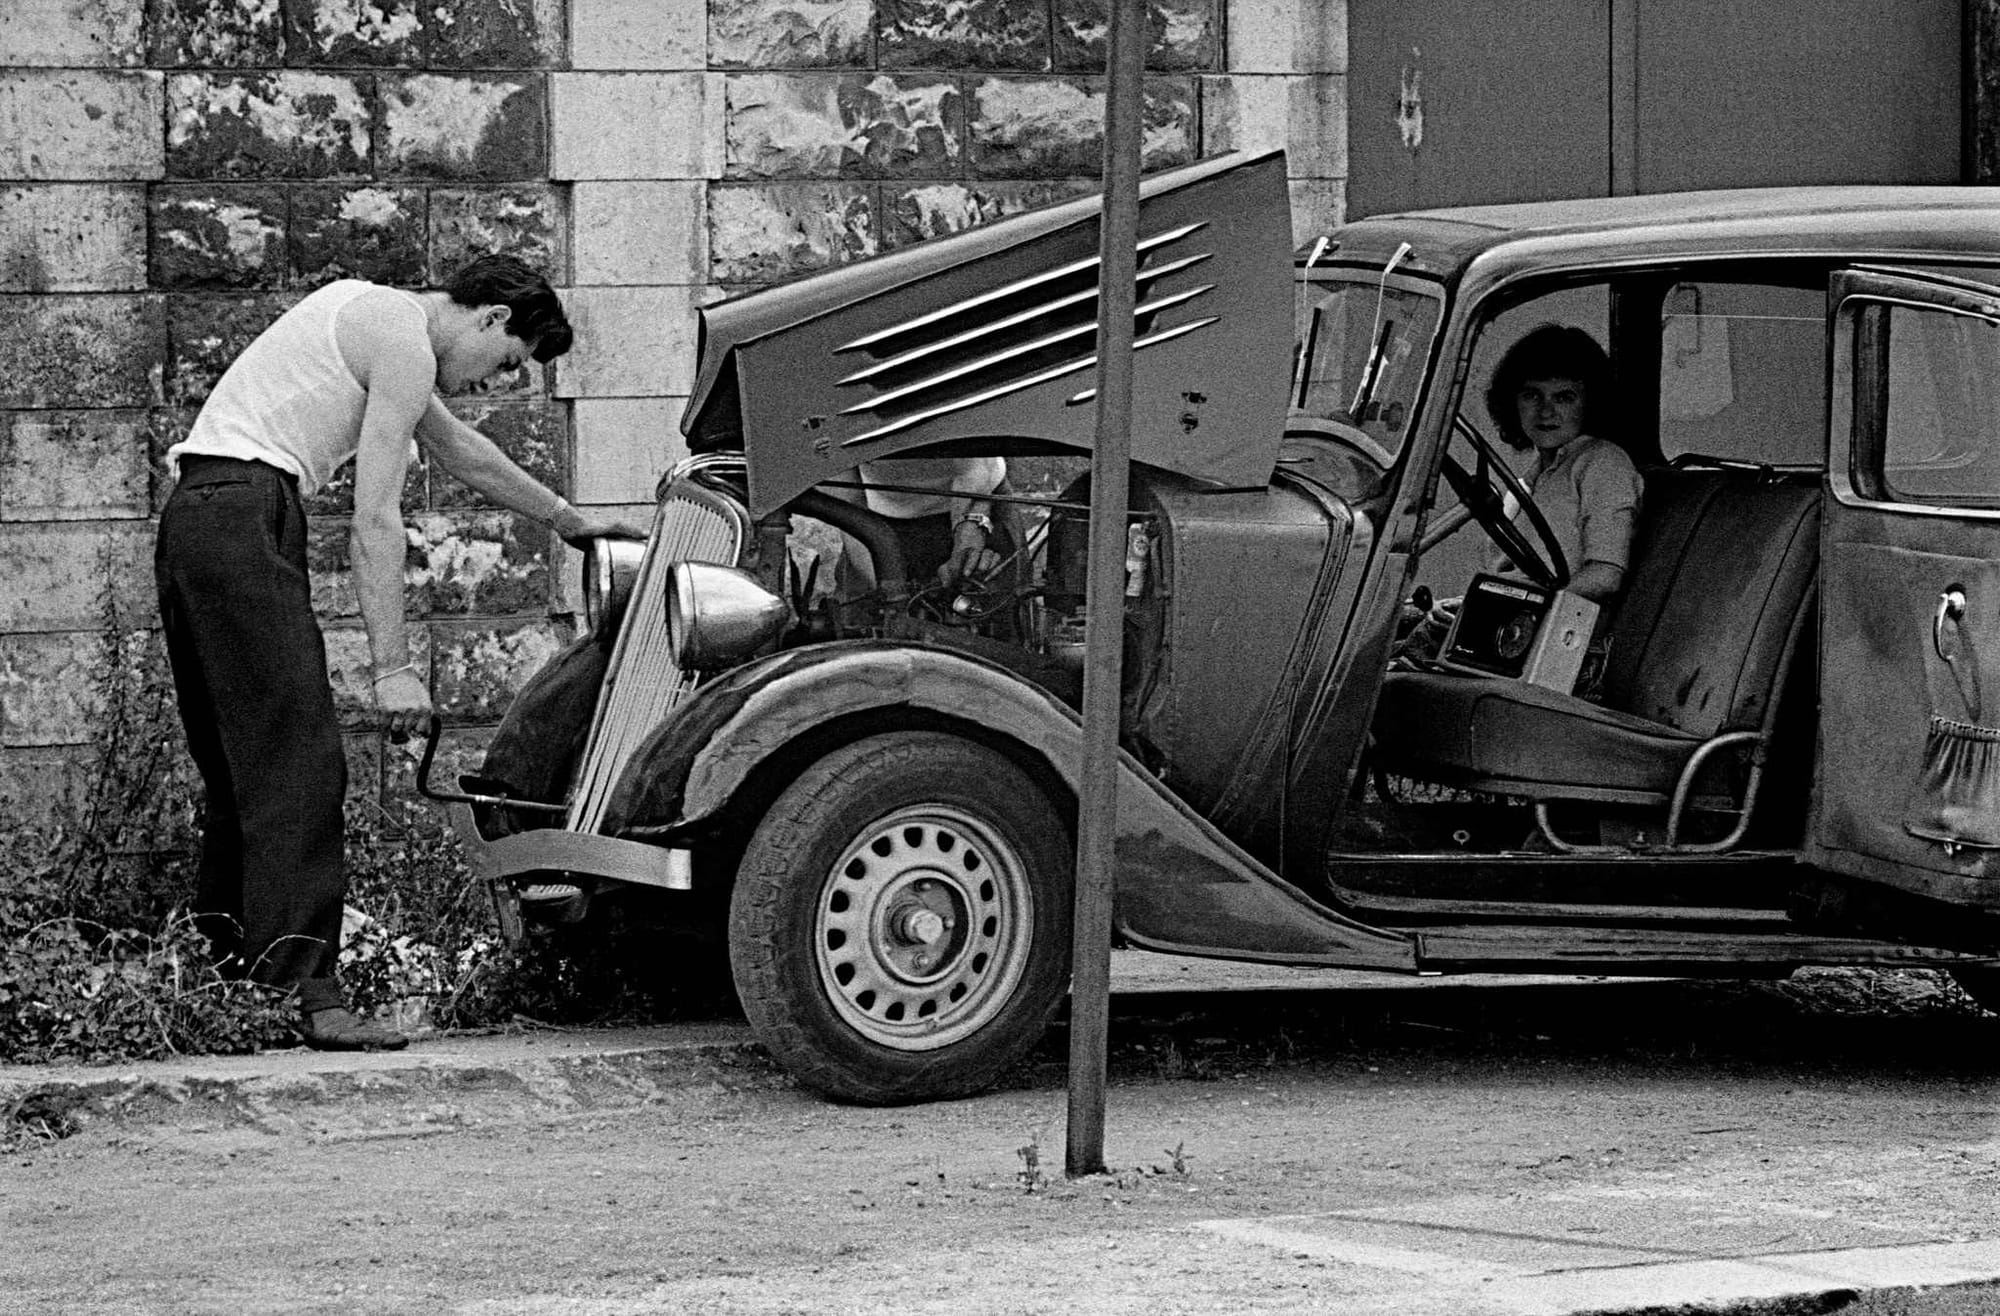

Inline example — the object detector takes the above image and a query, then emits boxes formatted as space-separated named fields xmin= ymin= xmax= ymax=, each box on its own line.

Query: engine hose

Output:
xmin=789 ymin=488 xmax=910 ymax=594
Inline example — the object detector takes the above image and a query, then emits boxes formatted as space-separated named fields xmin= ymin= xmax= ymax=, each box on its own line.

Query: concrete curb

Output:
xmin=0 ymin=1023 xmax=785 ymax=1143
xmin=1201 ymin=1215 xmax=2000 ymax=1316
xmin=0 ymin=957 xmax=1590 ymax=1144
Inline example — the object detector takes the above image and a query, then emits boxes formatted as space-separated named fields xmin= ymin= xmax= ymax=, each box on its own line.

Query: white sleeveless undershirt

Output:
xmin=168 ymin=280 xmax=428 ymax=497
xmin=854 ymin=455 xmax=1005 ymax=519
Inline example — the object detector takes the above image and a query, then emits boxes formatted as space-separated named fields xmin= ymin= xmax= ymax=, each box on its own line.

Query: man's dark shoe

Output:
xmin=299 ymin=1006 xmax=409 ymax=1052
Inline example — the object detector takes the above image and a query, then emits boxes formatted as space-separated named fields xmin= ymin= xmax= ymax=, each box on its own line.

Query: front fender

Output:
xmin=604 ymin=641 xmax=1416 ymax=970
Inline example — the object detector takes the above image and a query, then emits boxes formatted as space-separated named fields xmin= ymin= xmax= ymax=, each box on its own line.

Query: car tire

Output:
xmin=728 ymin=731 xmax=1073 ymax=1104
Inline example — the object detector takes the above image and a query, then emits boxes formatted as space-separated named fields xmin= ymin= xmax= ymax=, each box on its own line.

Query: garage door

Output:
xmin=1346 ymin=0 xmax=1963 ymax=216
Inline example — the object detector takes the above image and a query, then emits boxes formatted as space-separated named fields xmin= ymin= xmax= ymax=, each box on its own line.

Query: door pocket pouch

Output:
xmin=1904 ymin=715 xmax=2000 ymax=851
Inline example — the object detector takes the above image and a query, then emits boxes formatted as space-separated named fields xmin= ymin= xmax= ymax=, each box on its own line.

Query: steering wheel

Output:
xmin=1283 ymin=413 xmax=1396 ymax=471
xmin=1434 ymin=415 xmax=1569 ymax=589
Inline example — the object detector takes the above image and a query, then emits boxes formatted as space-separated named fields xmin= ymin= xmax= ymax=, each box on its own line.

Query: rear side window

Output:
xmin=1875 ymin=302 xmax=2000 ymax=508
xmin=1658 ymin=281 xmax=1826 ymax=467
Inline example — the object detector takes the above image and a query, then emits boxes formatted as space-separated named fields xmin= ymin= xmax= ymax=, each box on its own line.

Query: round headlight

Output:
xmin=582 ymin=536 xmax=645 ymax=635
xmin=667 ymin=562 xmax=790 ymax=671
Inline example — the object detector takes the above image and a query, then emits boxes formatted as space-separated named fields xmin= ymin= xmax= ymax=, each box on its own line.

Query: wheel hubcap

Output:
xmin=814 ymin=804 xmax=1034 ymax=1051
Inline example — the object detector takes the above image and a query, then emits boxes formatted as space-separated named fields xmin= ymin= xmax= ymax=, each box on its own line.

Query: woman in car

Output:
xmin=1485 ymin=323 xmax=1643 ymax=603
xmin=1395 ymin=325 xmax=1643 ymax=678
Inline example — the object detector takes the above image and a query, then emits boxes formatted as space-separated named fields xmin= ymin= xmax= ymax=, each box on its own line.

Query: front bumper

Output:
xmin=419 ymin=717 xmax=694 ymax=893
xmin=448 ymin=801 xmax=693 ymax=892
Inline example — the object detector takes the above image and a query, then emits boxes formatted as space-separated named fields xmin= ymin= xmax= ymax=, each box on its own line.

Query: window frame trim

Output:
xmin=1830 ymin=268 xmax=2000 ymax=521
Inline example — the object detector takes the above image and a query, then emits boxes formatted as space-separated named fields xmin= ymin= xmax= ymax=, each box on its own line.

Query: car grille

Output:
xmin=566 ymin=481 xmax=745 ymax=834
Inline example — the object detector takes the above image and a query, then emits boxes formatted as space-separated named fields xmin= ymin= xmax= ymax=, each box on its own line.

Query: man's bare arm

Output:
xmin=351 ymin=351 xmax=431 ymax=667
xmin=346 ymin=323 xmax=436 ymax=738
xmin=417 ymin=397 xmax=642 ymax=545
xmin=940 ymin=459 xmax=1005 ymax=586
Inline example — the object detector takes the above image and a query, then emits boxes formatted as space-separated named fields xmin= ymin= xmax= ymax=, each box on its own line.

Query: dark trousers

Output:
xmin=154 ymin=456 xmax=347 ymax=1013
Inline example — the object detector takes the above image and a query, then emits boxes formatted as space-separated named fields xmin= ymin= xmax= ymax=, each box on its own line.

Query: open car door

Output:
xmin=1808 ymin=268 xmax=2000 ymax=909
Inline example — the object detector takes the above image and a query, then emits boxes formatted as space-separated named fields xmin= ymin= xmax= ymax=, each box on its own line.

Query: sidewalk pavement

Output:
xmin=4 ymin=952 xmax=1997 ymax=1315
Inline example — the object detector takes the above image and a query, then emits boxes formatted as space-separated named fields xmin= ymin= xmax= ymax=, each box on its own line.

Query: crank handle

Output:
xmin=414 ymin=714 xmax=565 ymax=814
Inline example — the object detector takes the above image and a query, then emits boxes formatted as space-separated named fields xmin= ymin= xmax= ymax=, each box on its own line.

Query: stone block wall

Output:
xmin=0 ymin=0 xmax=575 ymax=820
xmin=0 ymin=0 xmax=1349 ymax=831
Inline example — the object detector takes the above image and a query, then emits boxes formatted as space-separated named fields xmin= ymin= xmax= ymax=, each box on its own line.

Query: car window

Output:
xmin=1658 ymin=281 xmax=1825 ymax=467
xmin=1878 ymin=302 xmax=2000 ymax=508
xmin=1293 ymin=274 xmax=1444 ymax=462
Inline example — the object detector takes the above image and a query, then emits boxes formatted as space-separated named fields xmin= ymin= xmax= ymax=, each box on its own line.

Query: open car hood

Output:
xmin=683 ymin=151 xmax=1295 ymax=516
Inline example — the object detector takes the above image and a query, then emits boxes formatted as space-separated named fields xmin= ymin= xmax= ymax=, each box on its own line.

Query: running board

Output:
xmin=1333 ymin=888 xmax=1793 ymax=926
xmin=1411 ymin=922 xmax=1997 ymax=973
xmin=1323 ymin=851 xmax=1795 ymax=925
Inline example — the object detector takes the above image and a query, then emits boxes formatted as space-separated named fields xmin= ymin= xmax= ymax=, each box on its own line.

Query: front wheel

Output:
xmin=728 ymin=731 xmax=1073 ymax=1103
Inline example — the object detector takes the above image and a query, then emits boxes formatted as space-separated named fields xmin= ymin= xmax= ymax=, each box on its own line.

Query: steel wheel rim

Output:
xmin=813 ymin=803 xmax=1036 ymax=1051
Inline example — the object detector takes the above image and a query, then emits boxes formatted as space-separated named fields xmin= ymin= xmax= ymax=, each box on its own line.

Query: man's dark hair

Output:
xmin=443 ymin=254 xmax=573 ymax=363
xmin=1484 ymin=323 xmax=1612 ymax=450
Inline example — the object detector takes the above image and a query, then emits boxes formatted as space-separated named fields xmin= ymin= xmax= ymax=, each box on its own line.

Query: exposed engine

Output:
xmin=781 ymin=471 xmax=1125 ymax=711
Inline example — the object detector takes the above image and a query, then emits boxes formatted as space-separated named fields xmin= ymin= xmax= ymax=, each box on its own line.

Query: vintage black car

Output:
xmin=429 ymin=152 xmax=2000 ymax=1102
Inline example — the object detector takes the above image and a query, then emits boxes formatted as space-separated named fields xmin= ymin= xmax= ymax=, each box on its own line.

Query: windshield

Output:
xmin=1293 ymin=273 xmax=1444 ymax=461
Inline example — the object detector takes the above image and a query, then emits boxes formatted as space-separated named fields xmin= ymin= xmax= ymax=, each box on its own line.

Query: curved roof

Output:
xmin=1319 ymin=187 xmax=2000 ymax=283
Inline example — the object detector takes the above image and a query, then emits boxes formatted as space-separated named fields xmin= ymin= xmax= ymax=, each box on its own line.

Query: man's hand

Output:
xmin=551 ymin=503 xmax=647 ymax=552
xmin=374 ymin=666 xmax=433 ymax=744
xmin=938 ymin=517 xmax=1001 ymax=587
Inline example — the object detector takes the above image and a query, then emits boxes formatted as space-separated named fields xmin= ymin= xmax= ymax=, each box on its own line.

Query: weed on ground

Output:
xmin=0 ymin=582 xmax=700 ymax=1067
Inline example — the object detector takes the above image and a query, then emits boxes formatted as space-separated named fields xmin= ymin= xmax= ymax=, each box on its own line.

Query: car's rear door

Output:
xmin=1808 ymin=268 xmax=2000 ymax=908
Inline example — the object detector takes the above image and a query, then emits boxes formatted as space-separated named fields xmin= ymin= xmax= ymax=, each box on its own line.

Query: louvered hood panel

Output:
xmin=684 ymin=151 xmax=1295 ymax=517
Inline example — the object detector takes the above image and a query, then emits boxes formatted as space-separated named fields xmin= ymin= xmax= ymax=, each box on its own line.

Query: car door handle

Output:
xmin=1934 ymin=585 xmax=1967 ymax=663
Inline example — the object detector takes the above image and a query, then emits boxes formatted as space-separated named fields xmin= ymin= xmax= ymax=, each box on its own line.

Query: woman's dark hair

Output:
xmin=1483 ymin=323 xmax=1611 ymax=450
xmin=443 ymin=254 xmax=573 ymax=362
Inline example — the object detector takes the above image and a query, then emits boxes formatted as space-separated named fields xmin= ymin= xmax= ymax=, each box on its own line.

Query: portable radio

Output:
xmin=1439 ymin=573 xmax=1599 ymax=692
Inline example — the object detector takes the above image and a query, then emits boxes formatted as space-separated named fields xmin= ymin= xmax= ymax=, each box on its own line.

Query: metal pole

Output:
xmin=1065 ymin=0 xmax=1145 ymax=1179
